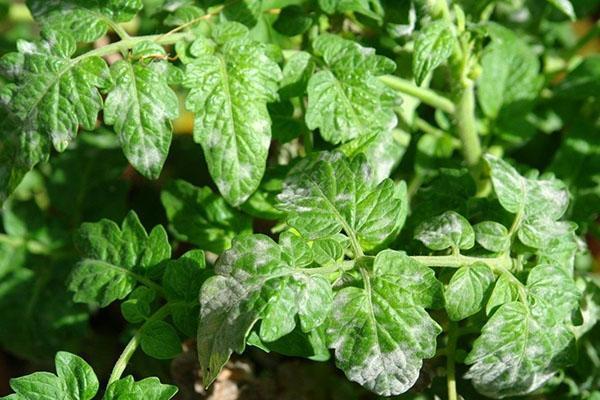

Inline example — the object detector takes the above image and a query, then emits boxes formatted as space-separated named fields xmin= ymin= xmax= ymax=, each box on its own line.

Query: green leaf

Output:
xmin=162 ymin=250 xmax=208 ymax=337
xmin=164 ymin=5 xmax=205 ymax=26
xmin=484 ymin=154 xmax=527 ymax=214
xmin=374 ymin=250 xmax=444 ymax=309
xmin=273 ymin=5 xmax=313 ymax=37
xmin=465 ymin=302 xmax=575 ymax=398
xmin=305 ymin=34 xmax=398 ymax=144
xmin=222 ymin=0 xmax=263 ymax=27
xmin=467 ymin=263 xmax=580 ymax=397
xmin=69 ymin=211 xmax=171 ymax=307
xmin=311 ymin=236 xmax=346 ymax=266
xmin=473 ymin=221 xmax=510 ymax=252
xmin=104 ymin=376 xmax=177 ymax=400
xmin=4 ymin=30 xmax=109 ymax=160
xmin=518 ymin=219 xmax=577 ymax=249
xmin=277 ymin=153 xmax=407 ymax=252
xmin=121 ymin=287 xmax=155 ymax=323
xmin=198 ymin=234 xmax=333 ymax=387
xmin=527 ymin=264 xmax=580 ymax=325
xmin=318 ymin=0 xmax=384 ymax=20
xmin=140 ymin=320 xmax=182 ymax=359
xmin=5 ymin=352 xmax=98 ymax=400
xmin=326 ymin=250 xmax=441 ymax=396
xmin=445 ymin=263 xmax=495 ymax=321
xmin=279 ymin=51 xmax=315 ymax=99
xmin=26 ymin=0 xmax=141 ymax=42
xmin=183 ymin=22 xmax=282 ymax=206
xmin=412 ymin=20 xmax=455 ymax=86
xmin=54 ymin=352 xmax=99 ymax=400
xmin=546 ymin=0 xmax=575 ymax=19
xmin=414 ymin=211 xmax=474 ymax=251
xmin=247 ymin=325 xmax=330 ymax=362
xmin=477 ymin=23 xmax=541 ymax=119
xmin=104 ymin=58 xmax=178 ymax=179
xmin=340 ymin=128 xmax=409 ymax=183
xmin=485 ymin=273 xmax=520 ymax=315
xmin=485 ymin=154 xmax=569 ymax=220
xmin=160 ymin=180 xmax=252 ymax=253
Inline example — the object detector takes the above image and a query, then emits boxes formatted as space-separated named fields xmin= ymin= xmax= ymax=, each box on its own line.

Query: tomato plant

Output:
xmin=0 ymin=0 xmax=599 ymax=399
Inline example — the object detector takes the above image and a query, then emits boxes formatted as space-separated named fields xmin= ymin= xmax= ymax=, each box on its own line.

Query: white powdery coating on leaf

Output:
xmin=19 ymin=41 xmax=38 ymax=55
xmin=347 ymin=347 xmax=420 ymax=397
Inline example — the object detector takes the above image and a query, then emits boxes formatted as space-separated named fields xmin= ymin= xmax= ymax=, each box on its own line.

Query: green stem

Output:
xmin=410 ymin=253 xmax=512 ymax=271
xmin=107 ymin=334 xmax=140 ymax=386
xmin=379 ymin=75 xmax=456 ymax=114
xmin=109 ymin=22 xmax=131 ymax=40
xmin=107 ymin=304 xmax=172 ymax=386
xmin=446 ymin=321 xmax=459 ymax=400
xmin=414 ymin=117 xmax=461 ymax=146
xmin=73 ymin=32 xmax=190 ymax=62
xmin=454 ymin=79 xmax=481 ymax=167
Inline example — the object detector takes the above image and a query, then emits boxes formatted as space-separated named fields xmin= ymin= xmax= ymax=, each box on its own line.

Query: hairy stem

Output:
xmin=107 ymin=304 xmax=172 ymax=385
xmin=107 ymin=332 xmax=140 ymax=386
xmin=454 ymin=79 xmax=481 ymax=166
xmin=73 ymin=32 xmax=190 ymax=62
xmin=411 ymin=253 xmax=512 ymax=271
xmin=379 ymin=75 xmax=456 ymax=114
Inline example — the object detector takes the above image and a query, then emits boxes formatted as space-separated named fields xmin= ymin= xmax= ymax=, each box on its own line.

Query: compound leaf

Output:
xmin=198 ymin=234 xmax=333 ymax=387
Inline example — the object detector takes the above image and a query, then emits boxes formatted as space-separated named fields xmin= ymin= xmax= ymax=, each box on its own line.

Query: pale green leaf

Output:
xmin=198 ymin=234 xmax=333 ymax=386
xmin=327 ymin=250 xmax=441 ymax=396
xmin=306 ymin=34 xmax=397 ymax=144
xmin=477 ymin=23 xmax=542 ymax=119
xmin=474 ymin=221 xmax=510 ymax=252
xmin=412 ymin=20 xmax=455 ymax=86
xmin=104 ymin=376 xmax=177 ymax=400
xmin=414 ymin=211 xmax=474 ymax=251
xmin=465 ymin=302 xmax=575 ymax=398
xmin=486 ymin=273 xmax=520 ymax=314
xmin=183 ymin=22 xmax=282 ymax=205
xmin=445 ymin=263 xmax=495 ymax=321
xmin=277 ymin=153 xmax=407 ymax=252
xmin=104 ymin=58 xmax=178 ymax=179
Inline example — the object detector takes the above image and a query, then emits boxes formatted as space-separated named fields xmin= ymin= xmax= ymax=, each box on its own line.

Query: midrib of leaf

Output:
xmin=329 ymin=71 xmax=362 ymax=132
xmin=216 ymin=53 xmax=240 ymax=174
xmin=306 ymin=174 xmax=364 ymax=257
xmin=123 ymin=62 xmax=148 ymax=163
xmin=360 ymin=266 xmax=382 ymax=357
xmin=508 ymin=177 xmax=527 ymax=237
xmin=84 ymin=258 xmax=166 ymax=297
